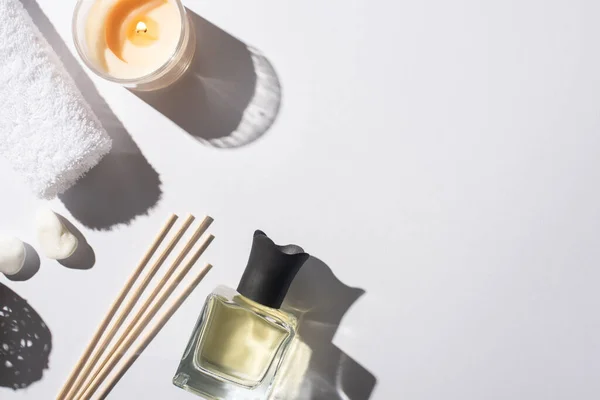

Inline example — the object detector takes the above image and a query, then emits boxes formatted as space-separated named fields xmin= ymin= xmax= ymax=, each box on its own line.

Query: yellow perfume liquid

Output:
xmin=174 ymin=286 xmax=297 ymax=399
xmin=196 ymin=294 xmax=293 ymax=386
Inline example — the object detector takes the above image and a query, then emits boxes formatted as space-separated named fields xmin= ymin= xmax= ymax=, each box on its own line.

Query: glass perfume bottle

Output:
xmin=174 ymin=230 xmax=309 ymax=399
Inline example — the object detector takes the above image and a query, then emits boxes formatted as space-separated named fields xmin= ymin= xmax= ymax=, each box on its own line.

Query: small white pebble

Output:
xmin=36 ymin=208 xmax=78 ymax=260
xmin=0 ymin=236 xmax=26 ymax=276
xmin=5 ymin=360 xmax=12 ymax=368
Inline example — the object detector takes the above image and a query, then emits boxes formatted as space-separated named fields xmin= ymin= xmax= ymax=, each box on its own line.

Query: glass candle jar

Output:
xmin=72 ymin=0 xmax=196 ymax=91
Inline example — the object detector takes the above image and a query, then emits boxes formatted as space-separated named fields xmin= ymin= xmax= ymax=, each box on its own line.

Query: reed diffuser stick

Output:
xmin=97 ymin=264 xmax=213 ymax=400
xmin=56 ymin=214 xmax=178 ymax=400
xmin=64 ymin=214 xmax=196 ymax=399
xmin=78 ymin=238 xmax=214 ymax=399
xmin=77 ymin=217 xmax=213 ymax=396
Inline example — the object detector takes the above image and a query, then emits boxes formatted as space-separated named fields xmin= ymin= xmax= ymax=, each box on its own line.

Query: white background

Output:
xmin=2 ymin=0 xmax=600 ymax=399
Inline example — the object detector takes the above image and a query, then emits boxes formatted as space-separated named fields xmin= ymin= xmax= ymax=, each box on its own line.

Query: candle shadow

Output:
xmin=22 ymin=0 xmax=162 ymax=231
xmin=0 ymin=283 xmax=52 ymax=391
xmin=135 ymin=11 xmax=282 ymax=148
xmin=274 ymin=256 xmax=378 ymax=400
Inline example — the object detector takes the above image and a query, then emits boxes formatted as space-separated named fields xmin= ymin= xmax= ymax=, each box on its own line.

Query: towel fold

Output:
xmin=0 ymin=0 xmax=112 ymax=199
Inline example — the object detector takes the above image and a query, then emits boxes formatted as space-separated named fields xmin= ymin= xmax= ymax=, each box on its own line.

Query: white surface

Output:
xmin=2 ymin=0 xmax=600 ymax=399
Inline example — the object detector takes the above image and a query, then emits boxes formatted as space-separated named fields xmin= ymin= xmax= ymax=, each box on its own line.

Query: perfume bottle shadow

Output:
xmin=22 ymin=0 xmax=162 ymax=231
xmin=135 ymin=11 xmax=281 ymax=148
xmin=276 ymin=257 xmax=377 ymax=400
xmin=0 ymin=283 xmax=52 ymax=391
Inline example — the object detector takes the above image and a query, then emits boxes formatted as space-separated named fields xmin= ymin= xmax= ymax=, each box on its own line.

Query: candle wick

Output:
xmin=135 ymin=21 xmax=148 ymax=34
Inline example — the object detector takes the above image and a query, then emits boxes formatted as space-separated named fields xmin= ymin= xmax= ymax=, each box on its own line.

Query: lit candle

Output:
xmin=73 ymin=0 xmax=195 ymax=90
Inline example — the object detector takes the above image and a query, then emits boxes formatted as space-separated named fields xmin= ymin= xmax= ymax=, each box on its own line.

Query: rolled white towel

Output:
xmin=0 ymin=0 xmax=112 ymax=199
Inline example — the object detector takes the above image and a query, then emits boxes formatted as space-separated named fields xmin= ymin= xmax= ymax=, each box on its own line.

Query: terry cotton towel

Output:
xmin=0 ymin=0 xmax=112 ymax=199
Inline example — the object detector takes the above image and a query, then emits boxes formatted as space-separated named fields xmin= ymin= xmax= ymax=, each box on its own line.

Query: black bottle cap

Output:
xmin=237 ymin=230 xmax=309 ymax=309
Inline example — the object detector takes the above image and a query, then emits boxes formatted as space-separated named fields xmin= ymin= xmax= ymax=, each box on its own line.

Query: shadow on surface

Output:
xmin=22 ymin=0 xmax=162 ymax=230
xmin=57 ymin=215 xmax=95 ymax=270
xmin=5 ymin=244 xmax=40 ymax=282
xmin=275 ymin=257 xmax=377 ymax=400
xmin=135 ymin=11 xmax=281 ymax=148
xmin=0 ymin=283 xmax=52 ymax=390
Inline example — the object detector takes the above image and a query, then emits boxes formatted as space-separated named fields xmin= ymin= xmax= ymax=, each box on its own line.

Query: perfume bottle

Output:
xmin=174 ymin=230 xmax=309 ymax=399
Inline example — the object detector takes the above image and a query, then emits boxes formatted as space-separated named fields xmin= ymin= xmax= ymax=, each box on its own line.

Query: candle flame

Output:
xmin=135 ymin=21 xmax=148 ymax=34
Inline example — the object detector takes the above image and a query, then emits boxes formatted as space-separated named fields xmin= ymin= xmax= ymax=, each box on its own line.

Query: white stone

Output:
xmin=0 ymin=236 xmax=26 ymax=276
xmin=36 ymin=208 xmax=78 ymax=260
